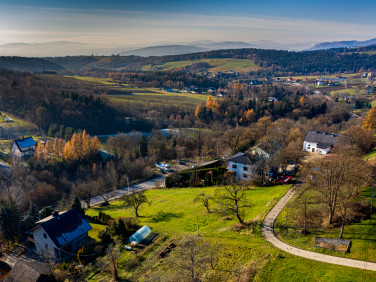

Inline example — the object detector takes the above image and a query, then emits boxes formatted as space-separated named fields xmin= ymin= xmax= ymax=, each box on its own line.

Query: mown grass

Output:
xmin=275 ymin=186 xmax=376 ymax=262
xmin=142 ymin=58 xmax=259 ymax=73
xmin=86 ymin=185 xmax=376 ymax=281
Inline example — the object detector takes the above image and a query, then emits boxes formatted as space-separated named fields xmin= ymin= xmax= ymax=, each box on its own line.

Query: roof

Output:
xmin=13 ymin=137 xmax=37 ymax=151
xmin=253 ymin=140 xmax=281 ymax=155
xmin=34 ymin=209 xmax=92 ymax=248
xmin=317 ymin=142 xmax=331 ymax=149
xmin=304 ymin=131 xmax=341 ymax=147
xmin=4 ymin=260 xmax=52 ymax=282
xmin=228 ymin=152 xmax=260 ymax=165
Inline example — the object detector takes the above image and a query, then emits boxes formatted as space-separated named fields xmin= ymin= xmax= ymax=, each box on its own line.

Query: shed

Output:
xmin=129 ymin=226 xmax=151 ymax=243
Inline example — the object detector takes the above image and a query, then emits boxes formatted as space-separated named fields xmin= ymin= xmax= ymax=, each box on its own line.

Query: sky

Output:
xmin=1 ymin=0 xmax=376 ymax=48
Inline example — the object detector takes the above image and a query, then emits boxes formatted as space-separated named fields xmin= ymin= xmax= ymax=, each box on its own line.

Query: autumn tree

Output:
xmin=362 ymin=106 xmax=376 ymax=131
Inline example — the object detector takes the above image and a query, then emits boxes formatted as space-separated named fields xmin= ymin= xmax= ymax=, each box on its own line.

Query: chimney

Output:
xmin=52 ymin=211 xmax=59 ymax=217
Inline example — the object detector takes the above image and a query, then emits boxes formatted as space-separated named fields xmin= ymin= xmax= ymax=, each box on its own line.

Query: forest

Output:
xmin=3 ymin=44 xmax=376 ymax=75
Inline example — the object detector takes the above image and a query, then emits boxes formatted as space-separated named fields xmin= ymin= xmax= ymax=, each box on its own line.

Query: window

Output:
xmin=243 ymin=174 xmax=248 ymax=178
xmin=243 ymin=166 xmax=248 ymax=171
xmin=45 ymin=243 xmax=49 ymax=249
xmin=232 ymin=164 xmax=237 ymax=169
xmin=43 ymin=233 xmax=47 ymax=239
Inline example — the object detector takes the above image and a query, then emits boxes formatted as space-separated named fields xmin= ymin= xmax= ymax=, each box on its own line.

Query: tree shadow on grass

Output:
xmin=150 ymin=211 xmax=183 ymax=223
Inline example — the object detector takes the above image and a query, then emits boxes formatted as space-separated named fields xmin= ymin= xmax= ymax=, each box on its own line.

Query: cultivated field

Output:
xmin=141 ymin=58 xmax=259 ymax=73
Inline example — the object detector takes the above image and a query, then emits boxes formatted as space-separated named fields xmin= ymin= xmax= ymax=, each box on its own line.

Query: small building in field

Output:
xmin=32 ymin=209 xmax=92 ymax=261
xmin=227 ymin=152 xmax=260 ymax=180
xmin=303 ymin=130 xmax=342 ymax=154
xmin=11 ymin=137 xmax=37 ymax=158
xmin=129 ymin=226 xmax=152 ymax=243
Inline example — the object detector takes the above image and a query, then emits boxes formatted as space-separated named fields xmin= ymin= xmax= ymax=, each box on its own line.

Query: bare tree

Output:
xmin=194 ymin=193 xmax=213 ymax=213
xmin=215 ymin=182 xmax=251 ymax=224
xmin=166 ymin=235 xmax=216 ymax=280
xmin=307 ymin=146 xmax=370 ymax=225
xmin=122 ymin=189 xmax=150 ymax=217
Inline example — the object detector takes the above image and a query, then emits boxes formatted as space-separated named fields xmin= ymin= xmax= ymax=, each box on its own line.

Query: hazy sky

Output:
xmin=1 ymin=0 xmax=376 ymax=46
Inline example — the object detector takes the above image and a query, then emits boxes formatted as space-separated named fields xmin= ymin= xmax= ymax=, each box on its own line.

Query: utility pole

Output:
xmin=108 ymin=245 xmax=118 ymax=281
xmin=371 ymin=183 xmax=374 ymax=213
xmin=197 ymin=216 xmax=199 ymax=236
xmin=127 ymin=177 xmax=130 ymax=195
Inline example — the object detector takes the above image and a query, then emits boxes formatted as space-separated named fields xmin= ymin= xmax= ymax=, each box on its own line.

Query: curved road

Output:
xmin=261 ymin=186 xmax=376 ymax=271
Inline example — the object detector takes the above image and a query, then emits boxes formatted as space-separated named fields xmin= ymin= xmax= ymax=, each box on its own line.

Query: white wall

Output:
xmin=228 ymin=161 xmax=252 ymax=180
xmin=303 ymin=141 xmax=330 ymax=155
xmin=33 ymin=226 xmax=57 ymax=259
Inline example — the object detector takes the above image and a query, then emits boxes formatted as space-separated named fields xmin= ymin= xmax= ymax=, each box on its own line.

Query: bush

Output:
xmin=165 ymin=166 xmax=227 ymax=188
xmin=94 ymin=211 xmax=112 ymax=225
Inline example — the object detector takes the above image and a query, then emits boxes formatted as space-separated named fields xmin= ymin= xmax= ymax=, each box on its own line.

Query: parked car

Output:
xmin=178 ymin=160 xmax=186 ymax=165
xmin=192 ymin=164 xmax=198 ymax=168
xmin=280 ymin=176 xmax=292 ymax=184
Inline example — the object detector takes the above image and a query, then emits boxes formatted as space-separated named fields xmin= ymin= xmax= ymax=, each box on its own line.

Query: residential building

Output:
xmin=4 ymin=261 xmax=52 ymax=282
xmin=11 ymin=137 xmax=37 ymax=157
xmin=303 ymin=130 xmax=342 ymax=154
xmin=32 ymin=209 xmax=92 ymax=261
xmin=227 ymin=152 xmax=260 ymax=180
xmin=251 ymin=140 xmax=281 ymax=160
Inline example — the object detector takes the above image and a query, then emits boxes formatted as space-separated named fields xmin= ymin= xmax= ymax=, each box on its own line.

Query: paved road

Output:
xmin=261 ymin=186 xmax=376 ymax=271
xmin=86 ymin=174 xmax=167 ymax=208
xmin=0 ymin=159 xmax=9 ymax=170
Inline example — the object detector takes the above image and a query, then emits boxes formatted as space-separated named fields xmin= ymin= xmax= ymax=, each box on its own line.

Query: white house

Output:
xmin=32 ymin=209 xmax=92 ymax=261
xmin=227 ymin=152 xmax=260 ymax=180
xmin=303 ymin=130 xmax=342 ymax=155
xmin=11 ymin=137 xmax=37 ymax=157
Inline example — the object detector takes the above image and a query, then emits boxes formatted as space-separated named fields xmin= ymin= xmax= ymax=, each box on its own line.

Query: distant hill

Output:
xmin=309 ymin=38 xmax=376 ymax=50
xmin=0 ymin=57 xmax=63 ymax=73
xmin=119 ymin=45 xmax=207 ymax=57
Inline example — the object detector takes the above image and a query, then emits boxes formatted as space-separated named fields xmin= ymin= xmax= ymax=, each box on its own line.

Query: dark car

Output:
xmin=178 ymin=160 xmax=187 ymax=165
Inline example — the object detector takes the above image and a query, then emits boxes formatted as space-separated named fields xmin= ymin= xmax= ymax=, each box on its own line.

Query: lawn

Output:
xmin=142 ymin=58 xmax=259 ymax=73
xmin=274 ymin=186 xmax=376 ymax=263
xmin=85 ymin=185 xmax=376 ymax=281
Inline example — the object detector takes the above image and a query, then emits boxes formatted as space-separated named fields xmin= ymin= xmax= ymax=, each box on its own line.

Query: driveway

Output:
xmin=86 ymin=174 xmax=166 ymax=208
xmin=261 ymin=185 xmax=376 ymax=271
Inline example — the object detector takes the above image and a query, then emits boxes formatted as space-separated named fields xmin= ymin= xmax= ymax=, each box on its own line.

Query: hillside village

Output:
xmin=2 ymin=43 xmax=376 ymax=281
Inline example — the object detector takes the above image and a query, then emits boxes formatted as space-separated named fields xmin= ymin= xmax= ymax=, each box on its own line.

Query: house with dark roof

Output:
xmin=251 ymin=140 xmax=281 ymax=160
xmin=11 ymin=137 xmax=37 ymax=158
xmin=4 ymin=260 xmax=53 ymax=282
xmin=303 ymin=130 xmax=342 ymax=154
xmin=227 ymin=152 xmax=261 ymax=180
xmin=32 ymin=209 xmax=92 ymax=261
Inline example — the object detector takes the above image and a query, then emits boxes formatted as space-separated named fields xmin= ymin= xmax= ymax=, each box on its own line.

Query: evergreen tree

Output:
xmin=28 ymin=201 xmax=39 ymax=224
xmin=71 ymin=195 xmax=85 ymax=215
xmin=139 ymin=135 xmax=148 ymax=158
xmin=0 ymin=197 xmax=20 ymax=242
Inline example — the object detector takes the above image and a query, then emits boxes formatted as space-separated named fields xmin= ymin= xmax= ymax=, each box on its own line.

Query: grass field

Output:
xmin=142 ymin=58 xmax=259 ymax=73
xmin=275 ymin=186 xmax=376 ymax=263
xmin=67 ymin=76 xmax=209 ymax=108
xmin=85 ymin=185 xmax=376 ymax=281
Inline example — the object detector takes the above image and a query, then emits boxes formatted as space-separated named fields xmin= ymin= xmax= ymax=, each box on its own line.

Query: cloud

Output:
xmin=0 ymin=5 xmax=375 ymax=46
